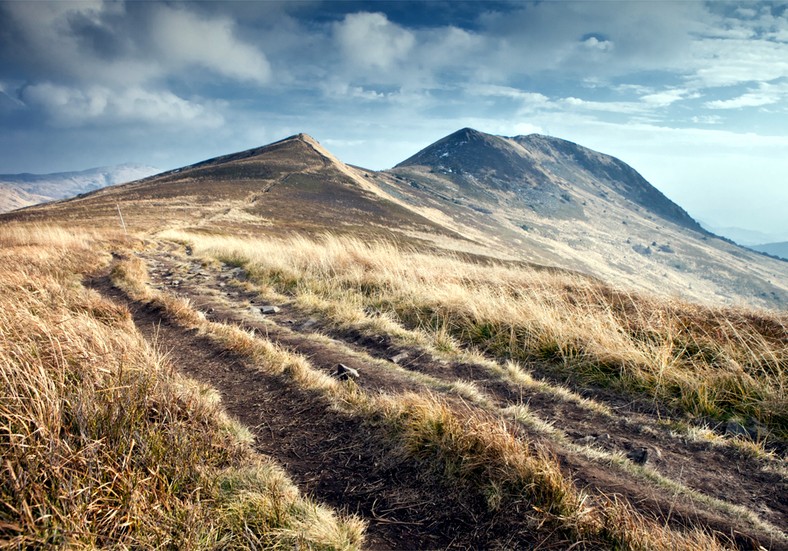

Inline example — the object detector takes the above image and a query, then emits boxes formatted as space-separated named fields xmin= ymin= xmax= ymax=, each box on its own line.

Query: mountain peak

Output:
xmin=286 ymin=132 xmax=321 ymax=147
xmin=394 ymin=127 xmax=518 ymax=174
xmin=393 ymin=127 xmax=704 ymax=232
xmin=451 ymin=127 xmax=488 ymax=140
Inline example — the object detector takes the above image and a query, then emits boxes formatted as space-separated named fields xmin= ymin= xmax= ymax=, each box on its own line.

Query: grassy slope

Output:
xmin=0 ymin=224 xmax=364 ymax=549
xmin=2 ymin=221 xmax=785 ymax=549
xmin=161 ymin=230 xmax=787 ymax=443
xmin=109 ymin=247 xmax=728 ymax=550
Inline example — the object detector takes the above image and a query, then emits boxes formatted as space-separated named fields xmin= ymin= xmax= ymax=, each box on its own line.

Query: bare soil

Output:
xmin=88 ymin=244 xmax=788 ymax=550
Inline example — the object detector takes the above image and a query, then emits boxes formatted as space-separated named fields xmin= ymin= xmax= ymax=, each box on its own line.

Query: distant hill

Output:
xmin=0 ymin=164 xmax=160 ymax=213
xmin=750 ymin=242 xmax=788 ymax=261
xmin=698 ymin=222 xmax=788 ymax=247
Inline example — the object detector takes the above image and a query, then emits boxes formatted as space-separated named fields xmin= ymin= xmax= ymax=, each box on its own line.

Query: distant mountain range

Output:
xmin=0 ymin=164 xmax=160 ymax=213
xmin=698 ymin=222 xmax=788 ymax=246
xmin=749 ymin=242 xmax=788 ymax=261
xmin=2 ymin=130 xmax=785 ymax=308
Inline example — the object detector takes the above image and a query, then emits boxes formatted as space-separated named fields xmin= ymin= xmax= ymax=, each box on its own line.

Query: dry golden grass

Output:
xmin=116 ymin=241 xmax=731 ymax=550
xmin=162 ymin=230 xmax=787 ymax=442
xmin=0 ymin=224 xmax=365 ymax=549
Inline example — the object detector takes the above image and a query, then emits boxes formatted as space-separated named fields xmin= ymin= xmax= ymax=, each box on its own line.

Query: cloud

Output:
xmin=0 ymin=1 xmax=271 ymax=88
xmin=470 ymin=84 xmax=550 ymax=104
xmin=704 ymin=81 xmax=788 ymax=110
xmin=334 ymin=12 xmax=415 ymax=70
xmin=690 ymin=115 xmax=723 ymax=125
xmin=320 ymin=80 xmax=387 ymax=100
xmin=0 ymin=81 xmax=25 ymax=109
xmin=149 ymin=5 xmax=271 ymax=85
xmin=22 ymin=83 xmax=223 ymax=127
xmin=640 ymin=89 xmax=699 ymax=107
xmin=560 ymin=97 xmax=646 ymax=115
xmin=581 ymin=36 xmax=614 ymax=52
xmin=477 ymin=1 xmax=708 ymax=77
xmin=689 ymin=39 xmax=788 ymax=88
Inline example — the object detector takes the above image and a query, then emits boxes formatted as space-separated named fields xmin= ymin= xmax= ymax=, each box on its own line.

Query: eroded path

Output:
xmin=90 ymin=242 xmax=788 ymax=550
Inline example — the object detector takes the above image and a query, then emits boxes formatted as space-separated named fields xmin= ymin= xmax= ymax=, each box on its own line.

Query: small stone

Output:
xmin=390 ymin=352 xmax=409 ymax=364
xmin=300 ymin=318 xmax=318 ymax=330
xmin=336 ymin=363 xmax=359 ymax=381
xmin=260 ymin=305 xmax=281 ymax=314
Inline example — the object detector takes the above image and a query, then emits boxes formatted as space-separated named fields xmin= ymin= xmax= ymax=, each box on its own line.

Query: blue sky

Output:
xmin=1 ymin=1 xmax=787 ymax=237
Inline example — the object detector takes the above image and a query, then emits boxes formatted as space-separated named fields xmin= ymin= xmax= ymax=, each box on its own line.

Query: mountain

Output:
xmin=699 ymin=222 xmax=788 ymax=247
xmin=395 ymin=127 xmax=703 ymax=231
xmin=3 ymin=130 xmax=786 ymax=309
xmin=750 ymin=241 xmax=788 ymax=261
xmin=387 ymin=128 xmax=786 ymax=308
xmin=0 ymin=163 xmax=160 ymax=213
xmin=2 ymin=134 xmax=460 ymax=243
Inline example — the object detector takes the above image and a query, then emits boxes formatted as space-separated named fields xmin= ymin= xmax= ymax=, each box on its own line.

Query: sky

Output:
xmin=1 ymin=1 xmax=787 ymax=239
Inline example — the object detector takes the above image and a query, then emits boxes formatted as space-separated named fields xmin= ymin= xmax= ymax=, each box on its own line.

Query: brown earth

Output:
xmin=88 ymin=243 xmax=788 ymax=550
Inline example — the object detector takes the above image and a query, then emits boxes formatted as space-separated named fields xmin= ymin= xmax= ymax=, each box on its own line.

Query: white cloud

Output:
xmin=470 ymin=84 xmax=550 ymax=104
xmin=150 ymin=6 xmax=271 ymax=85
xmin=321 ymin=80 xmax=387 ymax=100
xmin=560 ymin=96 xmax=646 ymax=114
xmin=334 ymin=12 xmax=415 ymax=70
xmin=22 ymin=83 xmax=223 ymax=127
xmin=2 ymin=1 xmax=271 ymax=88
xmin=477 ymin=1 xmax=708 ymax=77
xmin=704 ymin=81 xmax=788 ymax=110
xmin=706 ymin=94 xmax=775 ymax=110
xmin=581 ymin=36 xmax=614 ymax=52
xmin=640 ymin=89 xmax=698 ymax=107
xmin=689 ymin=39 xmax=788 ymax=88
xmin=1 ymin=1 xmax=156 ymax=86
xmin=0 ymin=81 xmax=25 ymax=108
xmin=691 ymin=115 xmax=723 ymax=125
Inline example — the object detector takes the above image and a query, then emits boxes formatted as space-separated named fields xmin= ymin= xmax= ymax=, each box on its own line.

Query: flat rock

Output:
xmin=390 ymin=352 xmax=409 ymax=364
xmin=260 ymin=305 xmax=281 ymax=314
xmin=300 ymin=318 xmax=319 ymax=330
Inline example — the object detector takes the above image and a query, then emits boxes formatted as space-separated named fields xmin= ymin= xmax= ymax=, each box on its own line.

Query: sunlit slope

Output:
xmin=1 ymin=135 xmax=466 ymax=246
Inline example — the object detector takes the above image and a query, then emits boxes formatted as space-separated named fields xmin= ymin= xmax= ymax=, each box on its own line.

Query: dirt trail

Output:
xmin=94 ymin=276 xmax=498 ymax=550
xmin=90 ymin=244 xmax=788 ymax=550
